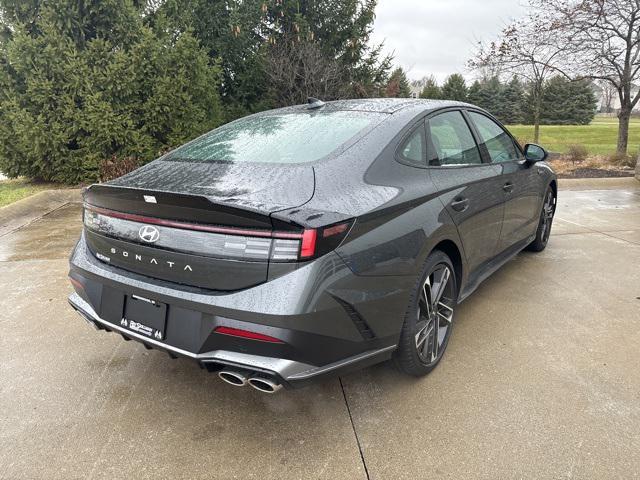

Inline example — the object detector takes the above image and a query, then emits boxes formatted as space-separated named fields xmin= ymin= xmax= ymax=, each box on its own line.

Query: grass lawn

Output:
xmin=507 ymin=116 xmax=640 ymax=156
xmin=0 ymin=178 xmax=65 ymax=208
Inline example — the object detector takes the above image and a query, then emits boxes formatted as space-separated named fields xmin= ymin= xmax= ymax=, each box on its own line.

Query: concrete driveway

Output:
xmin=1 ymin=179 xmax=639 ymax=480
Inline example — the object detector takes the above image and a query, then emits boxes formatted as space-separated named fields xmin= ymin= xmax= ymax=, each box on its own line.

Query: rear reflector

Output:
xmin=214 ymin=326 xmax=284 ymax=344
xmin=69 ymin=277 xmax=84 ymax=291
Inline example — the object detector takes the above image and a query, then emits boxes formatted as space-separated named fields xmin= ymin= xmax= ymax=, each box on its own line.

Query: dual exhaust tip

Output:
xmin=218 ymin=369 xmax=283 ymax=394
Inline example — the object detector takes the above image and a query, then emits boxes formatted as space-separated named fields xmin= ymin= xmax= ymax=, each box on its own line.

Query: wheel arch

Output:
xmin=430 ymin=239 xmax=463 ymax=295
xmin=549 ymin=179 xmax=557 ymax=199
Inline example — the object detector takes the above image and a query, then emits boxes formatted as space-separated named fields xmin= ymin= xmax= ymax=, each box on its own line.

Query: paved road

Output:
xmin=1 ymin=181 xmax=639 ymax=479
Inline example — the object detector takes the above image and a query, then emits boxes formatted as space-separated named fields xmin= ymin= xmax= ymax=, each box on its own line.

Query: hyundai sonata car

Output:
xmin=68 ymin=98 xmax=556 ymax=393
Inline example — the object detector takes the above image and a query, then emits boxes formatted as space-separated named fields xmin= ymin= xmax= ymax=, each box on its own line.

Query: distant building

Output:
xmin=409 ymin=79 xmax=426 ymax=99
xmin=591 ymin=82 xmax=640 ymax=114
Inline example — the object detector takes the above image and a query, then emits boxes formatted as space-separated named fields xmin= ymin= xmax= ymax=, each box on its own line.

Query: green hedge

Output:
xmin=0 ymin=1 xmax=223 ymax=184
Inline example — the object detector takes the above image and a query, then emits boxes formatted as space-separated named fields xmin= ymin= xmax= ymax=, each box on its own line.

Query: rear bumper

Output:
xmin=68 ymin=233 xmax=411 ymax=387
xmin=68 ymin=293 xmax=394 ymax=387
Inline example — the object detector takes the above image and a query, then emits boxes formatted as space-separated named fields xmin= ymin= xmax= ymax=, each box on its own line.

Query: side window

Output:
xmin=427 ymin=111 xmax=483 ymax=166
xmin=398 ymin=125 xmax=425 ymax=165
xmin=468 ymin=111 xmax=520 ymax=163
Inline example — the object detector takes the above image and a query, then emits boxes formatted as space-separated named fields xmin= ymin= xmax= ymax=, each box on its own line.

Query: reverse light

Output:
xmin=214 ymin=326 xmax=284 ymax=344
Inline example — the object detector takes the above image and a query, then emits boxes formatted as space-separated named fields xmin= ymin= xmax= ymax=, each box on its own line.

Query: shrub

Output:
xmin=609 ymin=152 xmax=637 ymax=168
xmin=0 ymin=2 xmax=224 ymax=184
xmin=566 ymin=144 xmax=589 ymax=164
xmin=99 ymin=156 xmax=141 ymax=182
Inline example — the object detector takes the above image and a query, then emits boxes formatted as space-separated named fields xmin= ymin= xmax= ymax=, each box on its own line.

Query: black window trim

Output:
xmin=424 ymin=107 xmax=491 ymax=169
xmin=463 ymin=108 xmax=525 ymax=165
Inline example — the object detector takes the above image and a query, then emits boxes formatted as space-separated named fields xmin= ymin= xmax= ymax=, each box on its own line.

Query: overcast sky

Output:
xmin=371 ymin=0 xmax=529 ymax=83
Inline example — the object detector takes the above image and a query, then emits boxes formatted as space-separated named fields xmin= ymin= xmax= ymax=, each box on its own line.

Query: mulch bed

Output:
xmin=557 ymin=167 xmax=636 ymax=179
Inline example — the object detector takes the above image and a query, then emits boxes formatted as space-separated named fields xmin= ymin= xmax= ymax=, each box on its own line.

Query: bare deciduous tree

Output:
xmin=597 ymin=79 xmax=617 ymax=113
xmin=468 ymin=13 xmax=571 ymax=142
xmin=536 ymin=0 xmax=640 ymax=155
xmin=266 ymin=38 xmax=343 ymax=107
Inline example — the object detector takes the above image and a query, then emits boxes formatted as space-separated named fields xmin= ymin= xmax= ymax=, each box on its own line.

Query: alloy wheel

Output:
xmin=541 ymin=190 xmax=555 ymax=243
xmin=414 ymin=264 xmax=455 ymax=365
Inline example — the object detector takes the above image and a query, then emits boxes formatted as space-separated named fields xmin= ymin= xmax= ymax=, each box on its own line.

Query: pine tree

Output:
xmin=540 ymin=76 xmax=597 ymax=125
xmin=474 ymin=77 xmax=503 ymax=113
xmin=386 ymin=67 xmax=411 ymax=98
xmin=440 ymin=73 xmax=468 ymax=102
xmin=467 ymin=80 xmax=482 ymax=105
xmin=153 ymin=0 xmax=392 ymax=115
xmin=419 ymin=76 xmax=441 ymax=99
xmin=501 ymin=77 xmax=525 ymax=124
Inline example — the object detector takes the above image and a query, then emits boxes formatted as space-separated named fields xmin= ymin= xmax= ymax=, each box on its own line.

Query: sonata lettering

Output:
xmin=108 ymin=247 xmax=193 ymax=272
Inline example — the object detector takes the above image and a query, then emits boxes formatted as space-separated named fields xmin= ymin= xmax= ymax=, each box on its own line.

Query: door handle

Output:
xmin=450 ymin=197 xmax=469 ymax=212
xmin=503 ymin=182 xmax=514 ymax=193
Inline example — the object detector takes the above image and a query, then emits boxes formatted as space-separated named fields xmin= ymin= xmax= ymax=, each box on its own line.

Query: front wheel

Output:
xmin=526 ymin=186 xmax=556 ymax=252
xmin=393 ymin=250 xmax=457 ymax=376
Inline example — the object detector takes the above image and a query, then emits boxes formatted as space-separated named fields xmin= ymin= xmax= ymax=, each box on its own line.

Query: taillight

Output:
xmin=299 ymin=229 xmax=317 ymax=259
xmin=83 ymin=204 xmax=352 ymax=263
xmin=298 ymin=221 xmax=354 ymax=260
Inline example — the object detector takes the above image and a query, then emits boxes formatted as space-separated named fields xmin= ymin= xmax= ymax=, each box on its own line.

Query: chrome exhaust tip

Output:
xmin=247 ymin=376 xmax=283 ymax=394
xmin=218 ymin=369 xmax=249 ymax=387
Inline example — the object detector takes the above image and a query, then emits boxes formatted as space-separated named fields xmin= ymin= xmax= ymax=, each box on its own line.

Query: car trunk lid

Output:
xmin=83 ymin=162 xmax=314 ymax=291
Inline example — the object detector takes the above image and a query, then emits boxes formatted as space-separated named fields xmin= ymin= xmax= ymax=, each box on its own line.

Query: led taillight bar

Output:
xmin=84 ymin=204 xmax=303 ymax=239
xmin=84 ymin=205 xmax=353 ymax=261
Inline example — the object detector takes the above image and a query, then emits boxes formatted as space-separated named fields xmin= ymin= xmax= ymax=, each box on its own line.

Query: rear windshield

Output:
xmin=162 ymin=111 xmax=384 ymax=164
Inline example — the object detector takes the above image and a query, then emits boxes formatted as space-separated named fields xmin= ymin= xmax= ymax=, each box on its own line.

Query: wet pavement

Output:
xmin=1 ymin=181 xmax=639 ymax=479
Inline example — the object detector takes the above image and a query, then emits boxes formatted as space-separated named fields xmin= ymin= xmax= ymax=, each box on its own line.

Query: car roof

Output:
xmin=321 ymin=98 xmax=471 ymax=113
xmin=268 ymin=98 xmax=473 ymax=115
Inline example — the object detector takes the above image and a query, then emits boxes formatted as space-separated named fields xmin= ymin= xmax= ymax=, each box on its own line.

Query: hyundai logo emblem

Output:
xmin=138 ymin=225 xmax=160 ymax=243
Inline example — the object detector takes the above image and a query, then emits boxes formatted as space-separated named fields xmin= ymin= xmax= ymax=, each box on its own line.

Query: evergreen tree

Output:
xmin=149 ymin=0 xmax=273 ymax=120
xmin=539 ymin=76 xmax=597 ymax=125
xmin=474 ymin=77 xmax=503 ymax=114
xmin=440 ymin=73 xmax=468 ymax=102
xmin=386 ymin=67 xmax=411 ymax=97
xmin=153 ymin=0 xmax=392 ymax=116
xmin=467 ymin=80 xmax=482 ymax=105
xmin=419 ymin=76 xmax=441 ymax=99
xmin=0 ymin=0 xmax=223 ymax=183
xmin=500 ymin=77 xmax=525 ymax=124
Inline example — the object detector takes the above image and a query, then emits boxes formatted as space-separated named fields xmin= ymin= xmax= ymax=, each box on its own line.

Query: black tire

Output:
xmin=393 ymin=250 xmax=458 ymax=377
xmin=526 ymin=186 xmax=556 ymax=252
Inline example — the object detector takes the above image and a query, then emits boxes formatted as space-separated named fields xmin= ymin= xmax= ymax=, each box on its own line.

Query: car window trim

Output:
xmin=424 ymin=108 xmax=491 ymax=169
xmin=463 ymin=108 xmax=525 ymax=164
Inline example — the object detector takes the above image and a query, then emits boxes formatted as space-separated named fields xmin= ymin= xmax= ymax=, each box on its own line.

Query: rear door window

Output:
xmin=427 ymin=111 xmax=483 ymax=166
xmin=468 ymin=111 xmax=520 ymax=163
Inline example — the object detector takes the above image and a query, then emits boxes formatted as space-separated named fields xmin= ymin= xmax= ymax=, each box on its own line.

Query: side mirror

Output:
xmin=524 ymin=143 xmax=548 ymax=163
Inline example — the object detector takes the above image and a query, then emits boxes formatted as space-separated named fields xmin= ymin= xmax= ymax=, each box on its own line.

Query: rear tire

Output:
xmin=393 ymin=250 xmax=457 ymax=377
xmin=526 ymin=186 xmax=556 ymax=252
